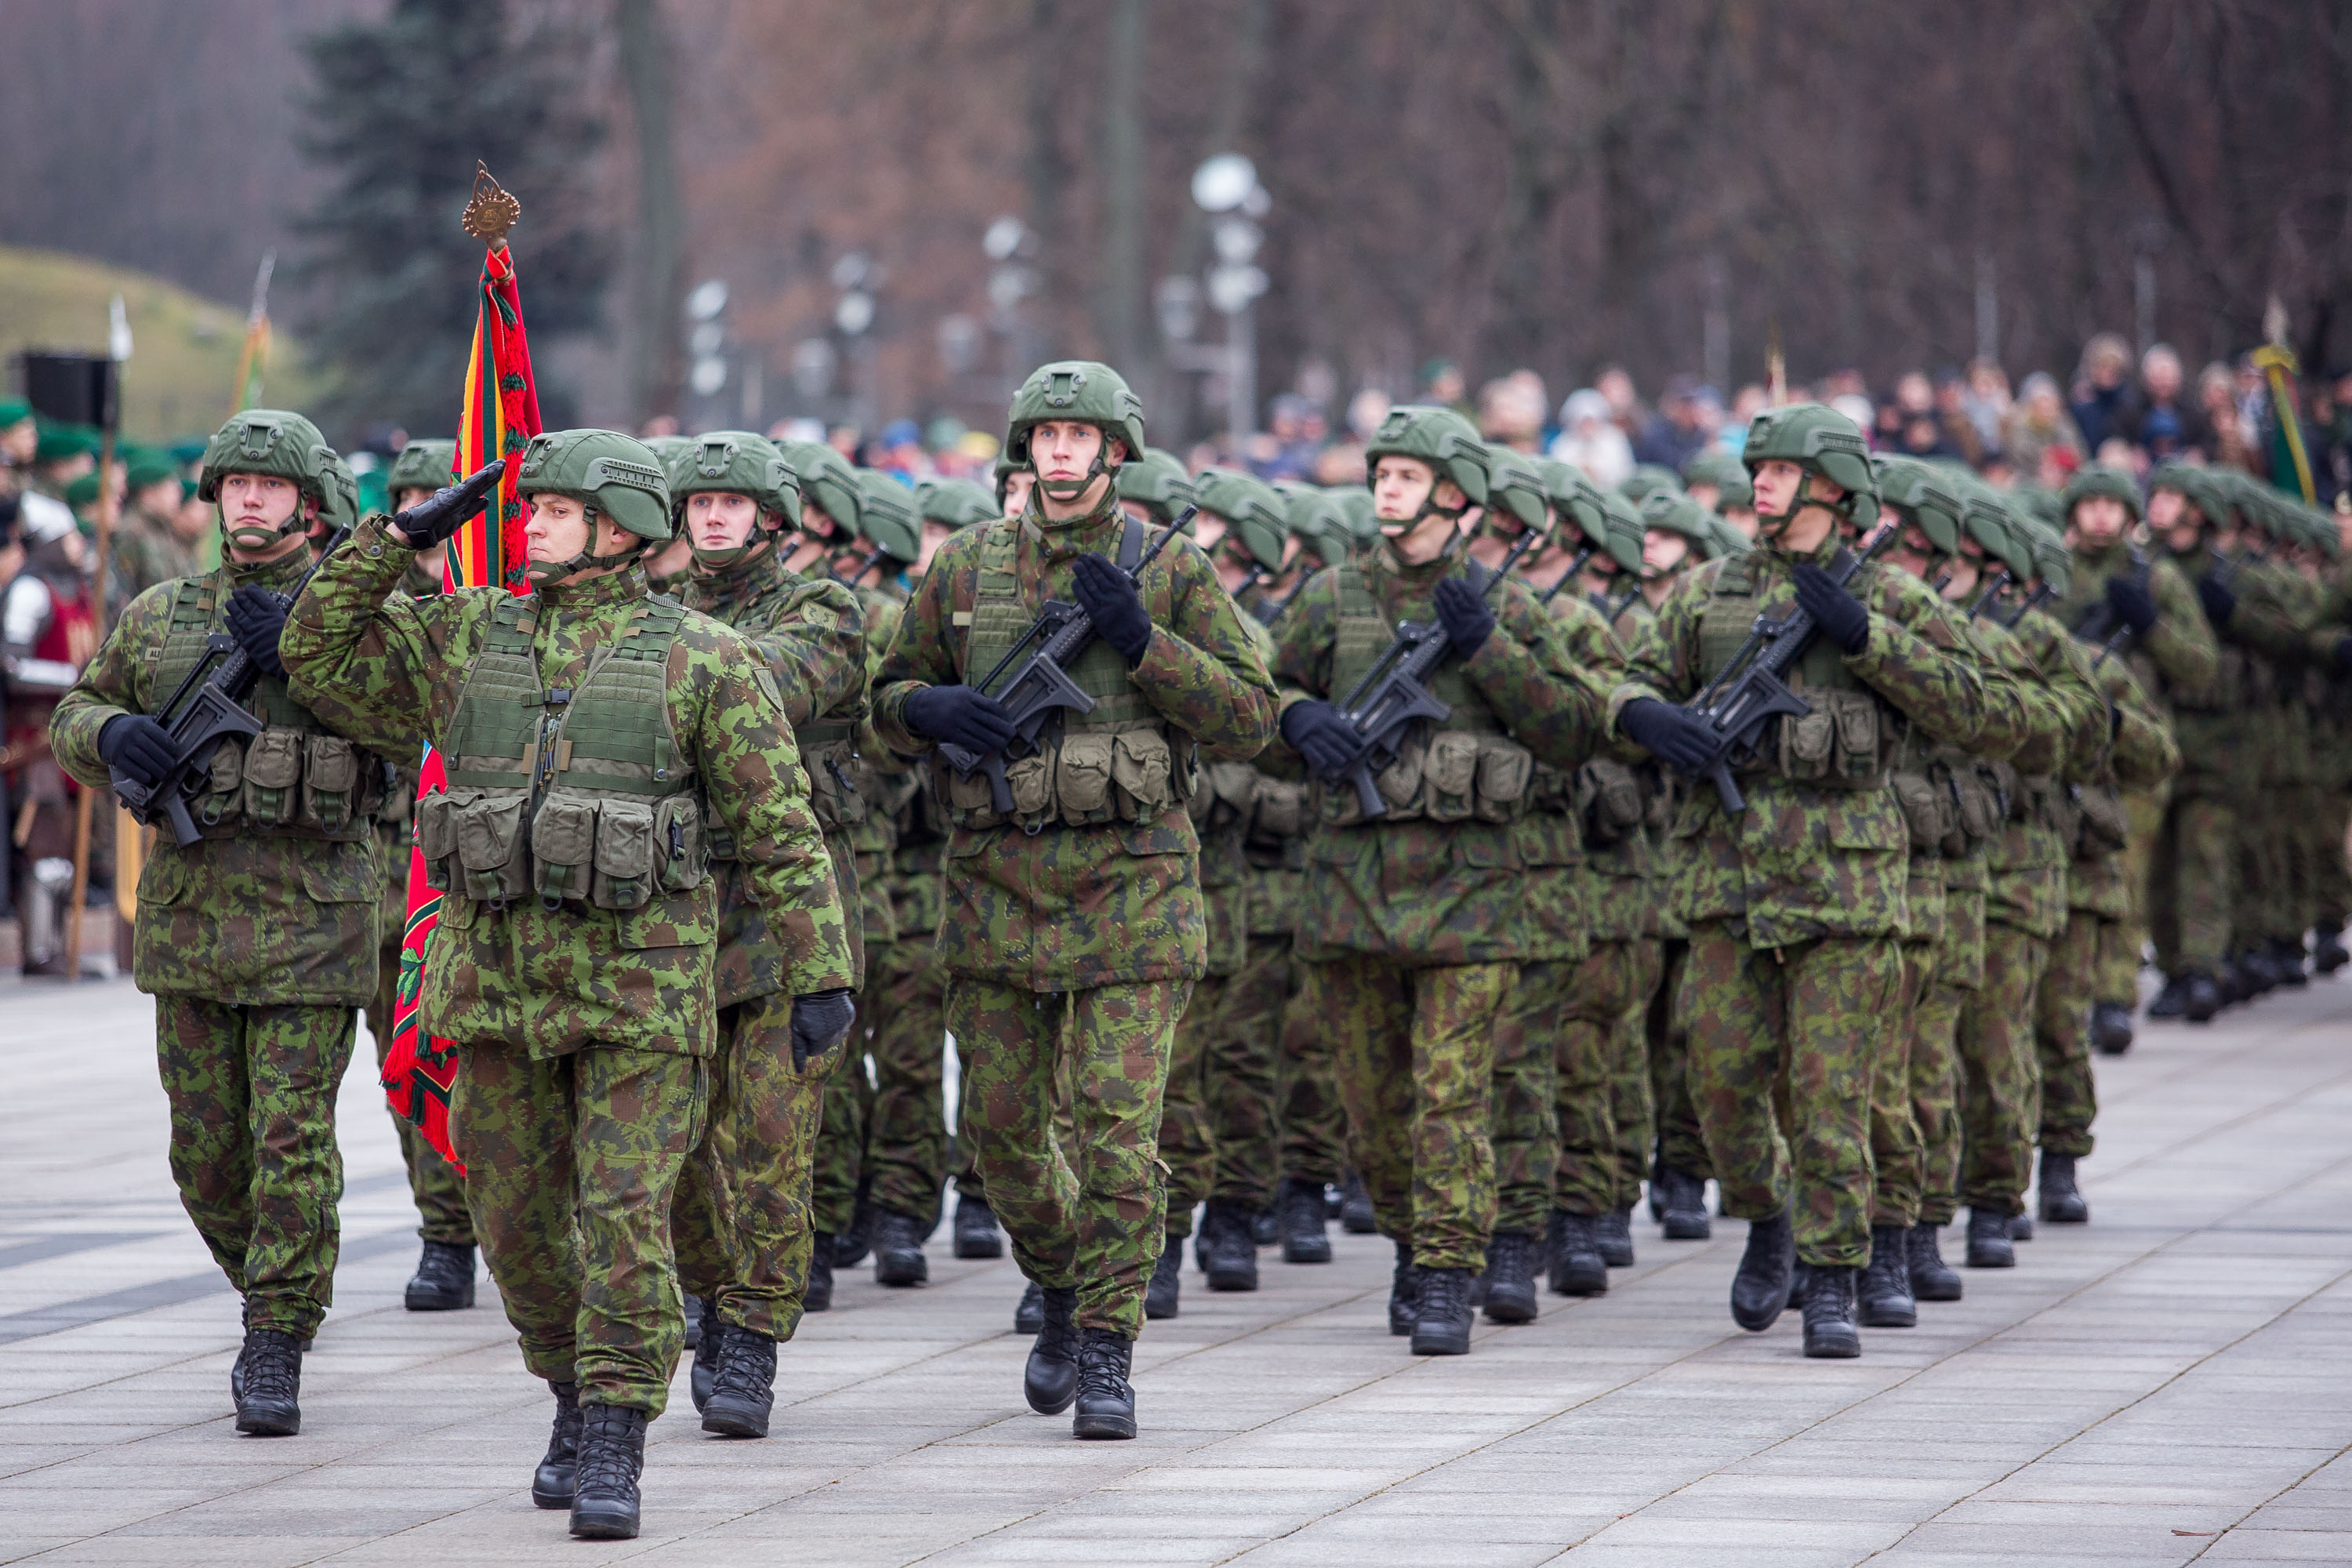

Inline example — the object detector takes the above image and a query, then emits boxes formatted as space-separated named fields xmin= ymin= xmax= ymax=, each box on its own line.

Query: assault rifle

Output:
xmin=936 ymin=506 xmax=1195 ymax=824
xmin=2079 ymin=543 xmax=2151 ymax=670
xmin=1323 ymin=528 xmax=1543 ymax=820
xmin=113 ymin=524 xmax=351 ymax=848
xmin=830 ymin=541 xmax=891 ymax=586
xmin=1256 ymin=568 xmax=1315 ymax=626
xmin=1536 ymin=543 xmax=1598 ymax=606
xmin=1671 ymin=522 xmax=1900 ymax=815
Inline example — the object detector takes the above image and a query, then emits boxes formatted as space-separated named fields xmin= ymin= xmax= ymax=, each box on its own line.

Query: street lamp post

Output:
xmin=833 ymin=251 xmax=880 ymax=434
xmin=984 ymin=215 xmax=1035 ymax=400
xmin=1188 ymin=154 xmax=1268 ymax=456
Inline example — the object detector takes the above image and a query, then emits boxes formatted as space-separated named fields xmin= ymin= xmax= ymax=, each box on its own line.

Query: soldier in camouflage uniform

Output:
xmin=281 ymin=430 xmax=855 ymax=1539
xmin=653 ymin=430 xmax=866 ymax=1439
xmin=53 ymin=410 xmax=387 ymax=1440
xmin=871 ymin=362 xmax=1276 ymax=1438
xmin=1612 ymin=404 xmax=2005 ymax=1358
xmin=1272 ymin=405 xmax=1613 ymax=1356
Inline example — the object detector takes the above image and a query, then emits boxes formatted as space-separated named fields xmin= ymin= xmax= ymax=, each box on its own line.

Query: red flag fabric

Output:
xmin=379 ymin=242 xmax=542 ymax=1167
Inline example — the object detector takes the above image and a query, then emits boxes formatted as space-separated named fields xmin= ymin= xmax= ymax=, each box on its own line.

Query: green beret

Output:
xmin=64 ymin=472 xmax=101 ymax=508
xmin=0 ymin=398 xmax=31 ymax=428
xmin=35 ymin=425 xmax=100 ymax=464
xmin=127 ymin=455 xmax=180 ymax=490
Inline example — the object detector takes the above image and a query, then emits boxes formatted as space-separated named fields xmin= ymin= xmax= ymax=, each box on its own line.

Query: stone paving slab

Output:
xmin=2 ymin=972 xmax=2350 ymax=1566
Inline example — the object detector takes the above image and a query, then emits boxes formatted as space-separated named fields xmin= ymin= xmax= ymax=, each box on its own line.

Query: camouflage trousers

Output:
xmin=2034 ymin=911 xmax=2103 ymax=1160
xmin=367 ymin=941 xmax=472 ymax=1247
xmin=2149 ymin=794 xmax=2234 ymax=975
xmin=1547 ymin=942 xmax=1654 ymax=1221
xmin=1490 ymin=958 xmax=1567 ymax=1236
xmin=1163 ymin=937 xmax=1288 ymax=1236
xmin=1683 ymin=924 xmax=1902 ymax=1269
xmin=1320 ymin=956 xmax=1512 ymax=1272
xmin=156 ymin=997 xmax=354 ymax=1338
xmin=811 ymin=1044 xmax=875 ymax=1238
xmin=862 ymin=935 xmax=951 ymax=1224
xmin=1867 ymin=938 xmax=1937 ymax=1229
xmin=2316 ymin=789 xmax=2352 ymax=929
xmin=1957 ymin=922 xmax=2048 ymax=1217
xmin=671 ymin=992 xmax=832 ymax=1341
xmin=1911 ymin=976 xmax=1965 ymax=1227
xmin=2114 ymin=788 xmax=2165 ymax=1002
xmin=1276 ymin=953 xmax=1348 ymax=1188
xmin=1646 ymin=939 xmax=1708 ymax=1180
xmin=453 ymin=1041 xmax=706 ymax=1414
xmin=949 ymin=976 xmax=1186 ymax=1339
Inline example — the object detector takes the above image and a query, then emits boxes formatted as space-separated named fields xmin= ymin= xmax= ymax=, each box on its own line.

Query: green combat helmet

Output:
xmin=514 ymin=428 xmax=673 ymax=585
xmin=915 ymin=476 xmax=1000 ymax=533
xmin=1682 ymin=446 xmax=1744 ymax=495
xmin=1365 ymin=404 xmax=1489 ymax=516
xmin=197 ymin=409 xmax=335 ymax=550
xmin=991 ymin=445 xmax=1023 ymax=510
xmin=1191 ymin=466 xmax=1290 ymax=569
xmin=1534 ymin=457 xmax=1610 ymax=553
xmin=1618 ymin=463 xmax=1684 ymax=504
xmin=1873 ymin=455 xmax=1964 ymax=557
xmin=2060 ymin=463 xmax=2141 ymax=526
xmin=1958 ymin=487 xmax=2034 ymax=584
xmin=2147 ymin=462 xmax=2224 ymax=529
xmin=1329 ymin=485 xmax=1380 ymax=549
xmin=1116 ymin=445 xmax=1196 ymax=524
xmin=1276 ymin=482 xmax=1353 ymax=569
xmin=851 ymin=470 xmax=922 ymax=566
xmin=2018 ymin=517 xmax=2072 ymax=597
xmin=779 ymin=439 xmax=862 ymax=542
xmin=1639 ymin=490 xmax=1727 ymax=563
xmin=386 ymin=439 xmax=458 ymax=502
xmin=667 ymin=430 xmax=802 ymax=568
xmin=1707 ymin=515 xmax=1755 ymax=557
xmin=316 ymin=450 xmax=361 ymax=536
xmin=1595 ymin=488 xmax=1649 ymax=575
xmin=1486 ymin=445 xmax=1552 ymax=535
xmin=1004 ymin=360 xmax=1146 ymax=503
xmin=1740 ymin=401 xmax=1879 ymax=535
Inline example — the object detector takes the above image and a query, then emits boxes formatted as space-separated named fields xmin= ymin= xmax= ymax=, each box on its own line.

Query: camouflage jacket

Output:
xmin=1610 ymin=535 xmax=1995 ymax=948
xmin=281 ymin=513 xmax=855 ymax=1055
xmin=846 ymin=583 xmax=909 ymax=945
xmin=681 ymin=545 xmax=869 ymax=1003
xmin=1977 ymin=607 xmax=2108 ymax=938
xmin=2070 ymin=649 xmax=2180 ymax=917
xmin=2060 ymin=539 xmax=2220 ymax=709
xmin=871 ymin=490 xmax=1278 ymax=989
xmin=51 ymin=546 xmax=385 ymax=1006
xmin=1272 ymin=534 xmax=1613 ymax=965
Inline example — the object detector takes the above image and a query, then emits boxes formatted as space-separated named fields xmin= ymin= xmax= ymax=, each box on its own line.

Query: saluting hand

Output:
xmin=392 ymin=459 xmax=506 ymax=550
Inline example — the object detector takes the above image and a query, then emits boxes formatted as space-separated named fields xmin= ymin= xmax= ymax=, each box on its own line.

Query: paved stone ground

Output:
xmin=3 ymin=974 xmax=2350 ymax=1566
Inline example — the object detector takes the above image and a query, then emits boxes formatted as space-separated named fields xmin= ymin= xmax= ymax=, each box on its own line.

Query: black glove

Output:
xmin=225 ymin=585 xmax=290 ymax=677
xmin=789 ymin=989 xmax=856 ymax=1070
xmin=1432 ymin=577 xmax=1497 ymax=659
xmin=1791 ymin=564 xmax=1870 ymax=655
xmin=391 ymin=459 xmax=506 ymax=550
xmin=98 ymin=713 xmax=177 ymax=789
xmin=2105 ymin=574 xmax=2158 ymax=636
xmin=1073 ymin=553 xmax=1152 ymax=664
xmin=1619 ymin=698 xmax=1720 ymax=775
xmin=1279 ymin=699 xmax=1362 ymax=781
xmin=903 ymin=684 xmax=1017 ymax=755
xmin=2195 ymin=573 xmax=2236 ymax=629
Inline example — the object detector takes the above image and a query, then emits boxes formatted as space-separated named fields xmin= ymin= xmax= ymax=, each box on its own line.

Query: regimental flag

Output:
xmin=380 ymin=238 xmax=542 ymax=1168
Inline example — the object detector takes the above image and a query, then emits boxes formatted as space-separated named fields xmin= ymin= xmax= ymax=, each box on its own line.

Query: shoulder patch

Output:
xmin=753 ymin=666 xmax=785 ymax=710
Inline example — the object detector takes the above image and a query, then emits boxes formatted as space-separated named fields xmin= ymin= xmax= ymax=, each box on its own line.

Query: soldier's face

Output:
xmin=1000 ymin=471 xmax=1034 ymax=518
xmin=526 ymin=492 xmax=593 ymax=562
xmin=1033 ymin=421 xmax=1106 ymax=485
xmin=218 ymin=471 xmax=308 ymax=558
xmin=1887 ymin=522 xmax=1941 ymax=579
xmin=1685 ymin=482 xmax=1720 ymax=512
xmin=918 ymin=518 xmax=953 ymax=574
xmin=2074 ymin=495 xmax=2129 ymax=546
xmin=1748 ymin=460 xmax=1804 ymax=521
xmin=393 ymin=487 xmax=437 ymax=513
xmin=1720 ymin=505 xmax=1759 ymax=539
xmin=0 ymin=419 xmax=34 ymax=465
xmin=1372 ymin=456 xmax=1438 ymax=522
xmin=1641 ymin=528 xmax=1690 ymax=579
xmin=687 ymin=491 xmax=761 ymax=552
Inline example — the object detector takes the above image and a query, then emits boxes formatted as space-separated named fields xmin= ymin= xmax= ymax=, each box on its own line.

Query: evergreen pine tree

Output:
xmin=295 ymin=0 xmax=608 ymax=437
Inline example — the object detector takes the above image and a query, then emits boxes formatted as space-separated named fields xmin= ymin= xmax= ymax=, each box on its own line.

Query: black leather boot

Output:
xmin=1278 ymin=1175 xmax=1333 ymax=1264
xmin=953 ymin=1194 xmax=1004 ymax=1259
xmin=1014 ymin=1279 xmax=1044 ymax=1334
xmin=689 ymin=1298 xmax=722 ymax=1413
xmin=2010 ymin=1213 xmax=2035 ymax=1242
xmin=1340 ymin=1171 xmax=1377 ymax=1233
xmin=702 ymin=1322 xmax=778 ymax=1438
xmin=403 ymin=1240 xmax=476 ymax=1312
xmin=804 ymin=1233 xmax=836 ymax=1312
xmin=2273 ymin=937 xmax=2310 ymax=987
xmin=1730 ymin=1210 xmax=1795 ymax=1331
xmin=2090 ymin=1001 xmax=2136 ymax=1056
xmin=1023 ymin=1286 xmax=1080 ymax=1414
xmin=1857 ymin=1224 xmax=1917 ymax=1328
xmin=871 ymin=1208 xmax=930 ymax=1287
xmin=2314 ymin=924 xmax=2350 ymax=975
xmin=833 ymin=1192 xmax=877 ymax=1268
xmin=2146 ymin=973 xmax=2190 ymax=1018
xmin=568 ymin=1403 xmax=648 ymax=1540
xmin=1196 ymin=1200 xmax=1260 ymax=1291
xmin=2241 ymin=946 xmax=2281 ymax=995
xmin=1657 ymin=1166 xmax=1711 ymax=1240
xmin=1144 ymin=1243 xmax=1181 ymax=1320
xmin=1801 ymin=1265 xmax=1862 ymax=1358
xmin=1072 ymin=1328 xmax=1138 ymax=1439
xmin=1252 ymin=1208 xmax=1279 ymax=1247
xmin=1481 ymin=1232 xmax=1538 ymax=1323
xmin=1410 ymin=1267 xmax=1474 ymax=1356
xmin=1388 ymin=1240 xmax=1419 ymax=1336
xmin=532 ymin=1381 xmax=581 ymax=1508
xmin=1965 ymin=1206 xmax=2016 ymax=1268
xmin=1907 ymin=1221 xmax=1963 ymax=1301
xmin=2038 ymin=1151 xmax=2088 ymax=1223
xmin=2182 ymin=970 xmax=2223 ymax=1024
xmin=1546 ymin=1210 xmax=1608 ymax=1298
xmin=1597 ymin=1207 xmax=1635 ymax=1268
xmin=233 ymin=1327 xmax=303 ymax=1436
xmin=2219 ymin=957 xmax=2248 ymax=1004
xmin=681 ymin=1290 xmax=704 ymax=1349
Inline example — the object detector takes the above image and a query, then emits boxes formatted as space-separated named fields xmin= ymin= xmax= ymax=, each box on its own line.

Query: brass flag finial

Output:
xmin=460 ymin=162 xmax=521 ymax=248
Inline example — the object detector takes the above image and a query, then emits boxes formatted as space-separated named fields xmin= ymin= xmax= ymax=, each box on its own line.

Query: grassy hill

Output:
xmin=0 ymin=245 xmax=321 ymax=445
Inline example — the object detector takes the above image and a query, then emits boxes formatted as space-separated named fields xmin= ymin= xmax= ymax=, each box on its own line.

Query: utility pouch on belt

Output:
xmin=455 ymin=793 xmax=529 ymax=905
xmin=1890 ymin=768 xmax=1953 ymax=854
xmin=1574 ymin=758 xmax=1646 ymax=845
xmin=300 ymin=735 xmax=361 ymax=833
xmin=241 ymin=728 xmax=305 ymax=827
xmin=2074 ymin=784 xmax=2130 ymax=858
xmin=1775 ymin=690 xmax=1881 ymax=786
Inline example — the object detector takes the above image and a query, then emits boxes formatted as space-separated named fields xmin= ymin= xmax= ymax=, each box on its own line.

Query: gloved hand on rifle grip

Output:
xmin=98 ymin=713 xmax=177 ymax=790
xmin=789 ymin=989 xmax=856 ymax=1070
xmin=904 ymin=684 xmax=1017 ymax=755
xmin=2105 ymin=574 xmax=2158 ymax=636
xmin=1072 ymin=553 xmax=1152 ymax=665
xmin=392 ymin=459 xmax=507 ymax=550
xmin=1279 ymin=699 xmax=1361 ymax=782
xmin=1432 ymin=577 xmax=1497 ymax=659
xmin=2195 ymin=573 xmax=2236 ymax=629
xmin=1791 ymin=564 xmax=1871 ymax=655
xmin=225 ymin=585 xmax=291 ymax=678
xmin=1618 ymin=698 xmax=1720 ymax=775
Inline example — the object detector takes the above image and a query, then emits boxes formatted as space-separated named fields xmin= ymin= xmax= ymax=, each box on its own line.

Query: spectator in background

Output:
xmin=1933 ymin=369 xmax=1987 ymax=466
xmin=1551 ymin=387 xmax=1633 ymax=487
xmin=1257 ymin=394 xmax=1323 ymax=481
xmin=1595 ymin=365 xmax=1648 ymax=444
xmin=1960 ymin=359 xmax=2012 ymax=456
xmin=2069 ymin=332 xmax=2133 ymax=451
xmin=874 ymin=419 xmax=928 ymax=482
xmin=1478 ymin=372 xmax=1548 ymax=455
xmin=1633 ymin=375 xmax=1715 ymax=470
xmin=2117 ymin=343 xmax=2211 ymax=461
xmin=2198 ymin=363 xmax=2259 ymax=475
xmin=2318 ymin=369 xmax=2352 ymax=505
xmin=2002 ymin=371 xmax=2085 ymax=483
xmin=1347 ymin=385 xmax=1392 ymax=444
xmin=1722 ymin=385 xmax=1769 ymax=453
xmin=1419 ymin=358 xmax=1472 ymax=416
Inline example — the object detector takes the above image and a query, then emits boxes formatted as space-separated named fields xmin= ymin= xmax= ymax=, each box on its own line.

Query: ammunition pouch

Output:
xmin=1889 ymin=768 xmax=1954 ymax=855
xmin=1772 ymin=689 xmax=1885 ymax=788
xmin=187 ymin=724 xmax=380 ymax=843
xmin=943 ymin=718 xmax=1191 ymax=833
xmin=1573 ymin=758 xmax=1646 ymax=846
xmin=1313 ymin=728 xmax=1535 ymax=828
xmin=2071 ymin=782 xmax=2131 ymax=861
xmin=419 ymin=787 xmax=706 ymax=911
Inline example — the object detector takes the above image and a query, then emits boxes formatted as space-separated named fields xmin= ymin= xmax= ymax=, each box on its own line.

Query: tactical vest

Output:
xmin=1695 ymin=552 xmax=1888 ymax=789
xmin=148 ymin=573 xmax=378 ymax=841
xmin=942 ymin=517 xmax=1189 ymax=833
xmin=1886 ymin=720 xmax=2003 ymax=859
xmin=1313 ymin=558 xmax=1536 ymax=826
xmin=415 ymin=595 xmax=709 ymax=914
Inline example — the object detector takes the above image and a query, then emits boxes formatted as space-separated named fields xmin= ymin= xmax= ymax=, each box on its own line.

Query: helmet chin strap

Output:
xmin=526 ymin=503 xmax=646 ymax=586
xmin=689 ymin=521 xmax=776 ymax=573
xmin=225 ymin=493 xmax=315 ymax=550
xmin=1033 ymin=430 xmax=1118 ymax=503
